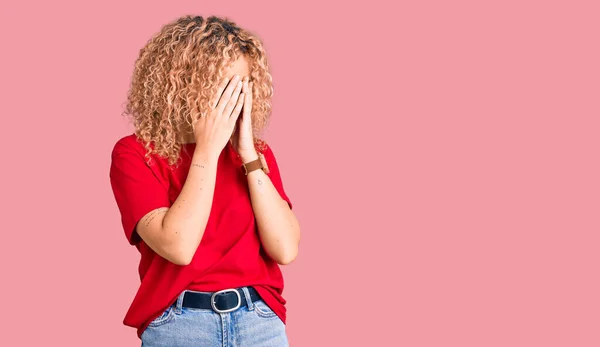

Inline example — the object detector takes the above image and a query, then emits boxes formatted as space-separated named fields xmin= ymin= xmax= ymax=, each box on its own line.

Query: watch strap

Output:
xmin=242 ymin=153 xmax=269 ymax=175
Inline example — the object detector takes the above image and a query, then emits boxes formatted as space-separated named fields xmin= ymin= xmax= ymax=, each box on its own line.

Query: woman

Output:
xmin=109 ymin=15 xmax=300 ymax=346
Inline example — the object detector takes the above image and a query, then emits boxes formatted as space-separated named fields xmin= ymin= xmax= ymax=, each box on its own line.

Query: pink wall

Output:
xmin=2 ymin=0 xmax=599 ymax=346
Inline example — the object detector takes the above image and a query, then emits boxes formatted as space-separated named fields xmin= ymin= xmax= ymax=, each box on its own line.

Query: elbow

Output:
xmin=277 ymin=256 xmax=296 ymax=266
xmin=159 ymin=216 xmax=208 ymax=266
xmin=164 ymin=226 xmax=205 ymax=266
xmin=275 ymin=246 xmax=298 ymax=265
xmin=275 ymin=226 xmax=300 ymax=265
xmin=172 ymin=254 xmax=193 ymax=266
xmin=167 ymin=241 xmax=197 ymax=266
xmin=168 ymin=248 xmax=194 ymax=266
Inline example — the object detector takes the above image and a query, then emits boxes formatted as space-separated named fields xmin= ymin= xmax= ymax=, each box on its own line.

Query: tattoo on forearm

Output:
xmin=142 ymin=207 xmax=169 ymax=227
xmin=258 ymin=179 xmax=263 ymax=186
xmin=192 ymin=163 xmax=205 ymax=169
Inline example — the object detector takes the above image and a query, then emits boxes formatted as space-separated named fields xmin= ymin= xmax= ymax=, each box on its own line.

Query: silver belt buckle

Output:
xmin=211 ymin=288 xmax=241 ymax=313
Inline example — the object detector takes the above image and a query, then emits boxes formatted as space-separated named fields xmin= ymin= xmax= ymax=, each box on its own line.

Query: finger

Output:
xmin=228 ymin=92 xmax=245 ymax=124
xmin=210 ymin=76 xmax=232 ymax=109
xmin=244 ymin=82 xmax=253 ymax=115
xmin=241 ymin=78 xmax=249 ymax=115
xmin=242 ymin=76 xmax=249 ymax=93
xmin=222 ymin=79 xmax=244 ymax=118
xmin=216 ymin=74 xmax=242 ymax=114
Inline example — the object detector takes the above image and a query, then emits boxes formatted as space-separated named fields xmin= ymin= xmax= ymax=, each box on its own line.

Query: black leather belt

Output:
xmin=182 ymin=287 xmax=262 ymax=313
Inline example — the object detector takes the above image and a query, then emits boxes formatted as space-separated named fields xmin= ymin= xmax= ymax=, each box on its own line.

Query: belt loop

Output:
xmin=241 ymin=287 xmax=254 ymax=311
xmin=174 ymin=290 xmax=186 ymax=314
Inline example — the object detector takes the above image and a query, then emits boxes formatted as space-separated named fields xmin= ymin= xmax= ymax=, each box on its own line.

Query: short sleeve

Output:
xmin=109 ymin=140 xmax=171 ymax=245
xmin=263 ymin=144 xmax=293 ymax=209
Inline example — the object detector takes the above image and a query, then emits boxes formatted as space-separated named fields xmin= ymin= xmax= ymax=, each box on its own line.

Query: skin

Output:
xmin=136 ymin=56 xmax=300 ymax=266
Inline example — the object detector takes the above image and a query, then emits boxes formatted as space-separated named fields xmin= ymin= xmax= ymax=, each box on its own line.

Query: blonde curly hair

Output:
xmin=122 ymin=15 xmax=273 ymax=167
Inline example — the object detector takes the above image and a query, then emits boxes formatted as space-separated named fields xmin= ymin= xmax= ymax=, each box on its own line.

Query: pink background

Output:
xmin=2 ymin=0 xmax=599 ymax=346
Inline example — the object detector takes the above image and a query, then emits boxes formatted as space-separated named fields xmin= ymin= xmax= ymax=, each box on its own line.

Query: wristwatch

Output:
xmin=242 ymin=152 xmax=270 ymax=175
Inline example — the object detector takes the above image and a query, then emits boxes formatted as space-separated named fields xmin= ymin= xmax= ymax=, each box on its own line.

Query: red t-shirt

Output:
xmin=109 ymin=134 xmax=292 ymax=339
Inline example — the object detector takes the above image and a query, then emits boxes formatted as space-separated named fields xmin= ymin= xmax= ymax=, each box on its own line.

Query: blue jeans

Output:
xmin=141 ymin=287 xmax=289 ymax=347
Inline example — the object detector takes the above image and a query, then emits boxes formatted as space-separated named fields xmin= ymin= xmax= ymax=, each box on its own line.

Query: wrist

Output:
xmin=246 ymin=167 xmax=267 ymax=179
xmin=239 ymin=150 xmax=259 ymax=164
xmin=241 ymin=151 xmax=270 ymax=176
xmin=193 ymin=146 xmax=220 ymax=163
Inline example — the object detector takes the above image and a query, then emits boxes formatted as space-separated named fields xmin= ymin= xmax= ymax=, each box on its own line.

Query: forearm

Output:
xmin=162 ymin=147 xmax=218 ymax=259
xmin=246 ymin=168 xmax=300 ymax=265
